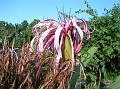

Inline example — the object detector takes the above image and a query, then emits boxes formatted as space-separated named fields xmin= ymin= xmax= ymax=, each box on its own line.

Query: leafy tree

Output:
xmin=75 ymin=2 xmax=120 ymax=88
xmin=0 ymin=21 xmax=7 ymax=47
xmin=89 ymin=4 xmax=120 ymax=78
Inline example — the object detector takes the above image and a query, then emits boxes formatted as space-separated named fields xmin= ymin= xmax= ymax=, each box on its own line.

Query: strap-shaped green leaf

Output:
xmin=64 ymin=35 xmax=72 ymax=60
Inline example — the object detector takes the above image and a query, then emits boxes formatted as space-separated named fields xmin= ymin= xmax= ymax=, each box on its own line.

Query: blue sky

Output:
xmin=0 ymin=0 xmax=119 ymax=24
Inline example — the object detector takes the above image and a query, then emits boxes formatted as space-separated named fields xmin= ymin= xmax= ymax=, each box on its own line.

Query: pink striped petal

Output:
xmin=44 ymin=35 xmax=54 ymax=50
xmin=54 ymin=27 xmax=63 ymax=65
xmin=72 ymin=18 xmax=84 ymax=54
xmin=80 ymin=19 xmax=88 ymax=33
xmin=45 ymin=18 xmax=64 ymax=27
xmin=38 ymin=27 xmax=56 ymax=52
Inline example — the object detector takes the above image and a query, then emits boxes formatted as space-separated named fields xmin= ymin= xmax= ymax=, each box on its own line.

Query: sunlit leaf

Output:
xmin=64 ymin=35 xmax=72 ymax=60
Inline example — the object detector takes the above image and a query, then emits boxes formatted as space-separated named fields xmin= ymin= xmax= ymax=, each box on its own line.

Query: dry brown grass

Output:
xmin=0 ymin=40 xmax=73 ymax=89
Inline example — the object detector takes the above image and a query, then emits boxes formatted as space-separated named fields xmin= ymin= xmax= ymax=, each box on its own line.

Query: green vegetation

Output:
xmin=0 ymin=3 xmax=120 ymax=89
xmin=75 ymin=3 xmax=120 ymax=89
xmin=0 ymin=19 xmax=40 ymax=48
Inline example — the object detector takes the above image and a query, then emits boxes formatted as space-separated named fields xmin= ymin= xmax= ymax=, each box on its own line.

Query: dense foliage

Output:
xmin=89 ymin=4 xmax=120 ymax=79
xmin=0 ymin=3 xmax=120 ymax=89
xmin=0 ymin=19 xmax=40 ymax=48
xmin=75 ymin=3 xmax=120 ymax=89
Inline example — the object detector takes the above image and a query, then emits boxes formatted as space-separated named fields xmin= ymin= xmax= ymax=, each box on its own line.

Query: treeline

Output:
xmin=75 ymin=3 xmax=120 ymax=85
xmin=0 ymin=19 xmax=40 ymax=48
xmin=89 ymin=4 xmax=120 ymax=78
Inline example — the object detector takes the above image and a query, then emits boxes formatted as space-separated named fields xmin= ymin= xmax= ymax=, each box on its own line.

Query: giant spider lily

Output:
xmin=30 ymin=17 xmax=90 ymax=72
